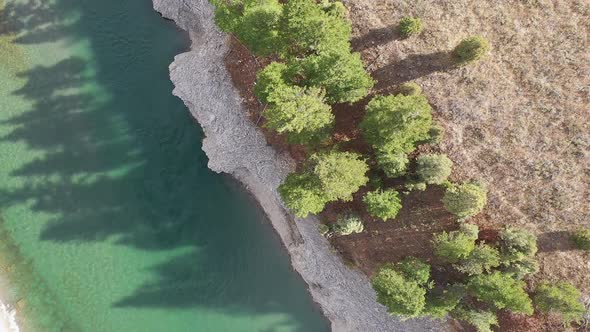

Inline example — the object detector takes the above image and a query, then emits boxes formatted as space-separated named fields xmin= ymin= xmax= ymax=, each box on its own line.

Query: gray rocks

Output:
xmin=151 ymin=0 xmax=447 ymax=331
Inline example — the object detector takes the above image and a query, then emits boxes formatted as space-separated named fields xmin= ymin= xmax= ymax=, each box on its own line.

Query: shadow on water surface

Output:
xmin=0 ymin=0 xmax=328 ymax=330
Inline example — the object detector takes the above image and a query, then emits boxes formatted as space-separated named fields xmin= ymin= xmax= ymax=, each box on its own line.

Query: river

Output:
xmin=0 ymin=0 xmax=329 ymax=331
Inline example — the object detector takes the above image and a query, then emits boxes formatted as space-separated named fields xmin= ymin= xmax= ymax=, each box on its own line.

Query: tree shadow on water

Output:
xmin=0 ymin=0 xmax=328 ymax=330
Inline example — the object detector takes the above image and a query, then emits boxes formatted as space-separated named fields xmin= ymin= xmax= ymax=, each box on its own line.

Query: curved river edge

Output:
xmin=152 ymin=0 xmax=448 ymax=331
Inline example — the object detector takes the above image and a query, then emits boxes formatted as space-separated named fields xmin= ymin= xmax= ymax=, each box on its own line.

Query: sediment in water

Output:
xmin=151 ymin=0 xmax=447 ymax=330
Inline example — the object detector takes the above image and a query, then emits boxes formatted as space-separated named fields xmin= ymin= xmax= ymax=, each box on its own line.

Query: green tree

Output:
xmin=456 ymin=244 xmax=500 ymax=276
xmin=363 ymin=189 xmax=402 ymax=221
xmin=416 ymin=153 xmax=453 ymax=185
xmin=211 ymin=0 xmax=283 ymax=56
xmin=395 ymin=257 xmax=431 ymax=286
xmin=361 ymin=94 xmax=432 ymax=155
xmin=454 ymin=36 xmax=490 ymax=65
xmin=398 ymin=17 xmax=423 ymax=38
xmin=278 ymin=172 xmax=328 ymax=218
xmin=376 ymin=149 xmax=409 ymax=178
xmin=425 ymin=123 xmax=445 ymax=145
xmin=499 ymin=227 xmax=538 ymax=263
xmin=263 ymin=85 xmax=334 ymax=144
xmin=334 ymin=214 xmax=364 ymax=236
xmin=504 ymin=256 xmax=540 ymax=279
xmin=573 ymin=228 xmax=590 ymax=250
xmin=433 ymin=224 xmax=479 ymax=263
xmin=371 ymin=265 xmax=427 ymax=317
xmin=297 ymin=49 xmax=374 ymax=103
xmin=454 ymin=309 xmax=498 ymax=332
xmin=534 ymin=281 xmax=586 ymax=325
xmin=442 ymin=182 xmax=487 ymax=219
xmin=254 ymin=62 xmax=290 ymax=103
xmin=279 ymin=0 xmax=351 ymax=56
xmin=467 ymin=271 xmax=533 ymax=314
xmin=311 ymin=151 xmax=369 ymax=201
xmin=423 ymin=286 xmax=464 ymax=318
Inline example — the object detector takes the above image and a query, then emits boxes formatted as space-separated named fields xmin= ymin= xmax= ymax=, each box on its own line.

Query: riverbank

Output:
xmin=151 ymin=0 xmax=446 ymax=330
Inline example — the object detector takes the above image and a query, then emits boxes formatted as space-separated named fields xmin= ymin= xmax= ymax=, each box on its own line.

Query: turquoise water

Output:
xmin=0 ymin=0 xmax=328 ymax=331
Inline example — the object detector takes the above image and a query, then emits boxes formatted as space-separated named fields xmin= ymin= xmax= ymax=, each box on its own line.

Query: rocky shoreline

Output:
xmin=151 ymin=0 xmax=446 ymax=330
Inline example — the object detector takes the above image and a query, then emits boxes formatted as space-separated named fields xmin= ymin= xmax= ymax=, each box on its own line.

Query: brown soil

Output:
xmin=223 ymin=1 xmax=590 ymax=331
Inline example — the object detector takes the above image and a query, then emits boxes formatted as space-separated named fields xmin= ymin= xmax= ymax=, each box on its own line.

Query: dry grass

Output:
xmin=342 ymin=0 xmax=590 ymax=298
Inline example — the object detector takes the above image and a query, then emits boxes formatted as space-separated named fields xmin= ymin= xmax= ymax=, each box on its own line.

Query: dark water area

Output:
xmin=0 ymin=0 xmax=329 ymax=330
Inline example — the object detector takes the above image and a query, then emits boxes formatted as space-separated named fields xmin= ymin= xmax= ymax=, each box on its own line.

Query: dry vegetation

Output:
xmin=343 ymin=0 xmax=589 ymax=294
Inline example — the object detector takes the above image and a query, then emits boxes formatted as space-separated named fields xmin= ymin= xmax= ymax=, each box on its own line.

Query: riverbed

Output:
xmin=0 ymin=0 xmax=329 ymax=330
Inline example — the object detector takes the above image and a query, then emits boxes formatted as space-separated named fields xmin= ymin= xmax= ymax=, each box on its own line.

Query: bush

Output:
xmin=263 ymin=85 xmax=334 ymax=144
xmin=454 ymin=36 xmax=490 ymax=65
xmin=254 ymin=62 xmax=290 ymax=103
xmin=361 ymin=94 xmax=432 ymax=155
xmin=297 ymin=49 xmax=374 ymax=103
xmin=504 ymin=256 xmax=539 ymax=279
xmin=442 ymin=182 xmax=487 ymax=219
xmin=454 ymin=309 xmax=498 ymax=332
xmin=371 ymin=265 xmax=427 ymax=317
xmin=499 ymin=227 xmax=538 ymax=263
xmin=311 ymin=151 xmax=369 ymax=201
xmin=416 ymin=154 xmax=453 ymax=185
xmin=375 ymin=149 xmax=409 ymax=178
xmin=456 ymin=244 xmax=500 ymax=276
xmin=398 ymin=17 xmax=423 ymax=38
xmin=404 ymin=180 xmax=427 ymax=192
xmin=395 ymin=257 xmax=431 ymax=286
xmin=467 ymin=271 xmax=533 ymax=314
xmin=363 ymin=189 xmax=402 ymax=221
xmin=334 ymin=214 xmax=364 ymax=235
xmin=534 ymin=281 xmax=586 ymax=325
xmin=426 ymin=123 xmax=445 ymax=145
xmin=317 ymin=223 xmax=330 ymax=236
xmin=433 ymin=224 xmax=479 ymax=263
xmin=279 ymin=0 xmax=351 ymax=56
xmin=573 ymin=228 xmax=590 ymax=250
xmin=397 ymin=82 xmax=422 ymax=96
xmin=278 ymin=172 xmax=328 ymax=217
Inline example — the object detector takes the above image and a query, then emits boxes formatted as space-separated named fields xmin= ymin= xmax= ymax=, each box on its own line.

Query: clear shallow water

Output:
xmin=0 ymin=0 xmax=329 ymax=331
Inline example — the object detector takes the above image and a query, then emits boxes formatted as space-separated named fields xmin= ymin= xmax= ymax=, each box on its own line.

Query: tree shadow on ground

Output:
xmin=372 ymin=51 xmax=455 ymax=90
xmin=0 ymin=0 xmax=328 ymax=330
xmin=537 ymin=231 xmax=577 ymax=253
xmin=351 ymin=25 xmax=402 ymax=50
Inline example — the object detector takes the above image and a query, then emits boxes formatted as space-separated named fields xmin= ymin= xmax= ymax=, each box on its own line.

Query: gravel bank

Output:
xmin=151 ymin=1 xmax=447 ymax=331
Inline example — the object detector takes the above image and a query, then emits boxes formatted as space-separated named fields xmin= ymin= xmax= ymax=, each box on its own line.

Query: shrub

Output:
xmin=279 ymin=0 xmax=351 ymax=56
xmin=398 ymin=17 xmax=423 ymax=38
xmin=456 ymin=244 xmax=500 ymax=276
xmin=454 ymin=309 xmax=498 ymax=332
xmin=442 ymin=182 xmax=487 ymax=219
xmin=404 ymin=180 xmax=427 ymax=192
xmin=363 ymin=189 xmax=402 ymax=221
xmin=499 ymin=227 xmax=538 ymax=263
xmin=278 ymin=172 xmax=328 ymax=217
xmin=371 ymin=265 xmax=427 ymax=317
xmin=297 ymin=49 xmax=374 ymax=103
xmin=423 ymin=286 xmax=464 ymax=318
xmin=573 ymin=228 xmax=590 ymax=250
xmin=311 ymin=151 xmax=369 ymax=201
xmin=534 ymin=281 xmax=586 ymax=325
xmin=361 ymin=94 xmax=432 ymax=155
xmin=317 ymin=223 xmax=330 ymax=236
xmin=254 ymin=62 xmax=290 ymax=103
xmin=504 ymin=256 xmax=539 ymax=279
xmin=375 ymin=149 xmax=409 ymax=178
xmin=426 ymin=123 xmax=445 ymax=145
xmin=397 ymin=82 xmax=422 ymax=96
xmin=263 ymin=85 xmax=334 ymax=144
xmin=334 ymin=214 xmax=364 ymax=235
xmin=433 ymin=224 xmax=479 ymax=263
xmin=454 ymin=36 xmax=490 ymax=64
xmin=416 ymin=154 xmax=453 ymax=185
xmin=467 ymin=271 xmax=533 ymax=314
xmin=395 ymin=257 xmax=431 ymax=286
